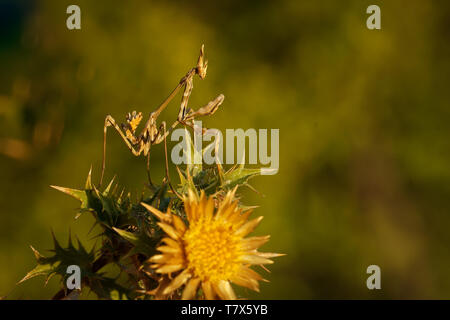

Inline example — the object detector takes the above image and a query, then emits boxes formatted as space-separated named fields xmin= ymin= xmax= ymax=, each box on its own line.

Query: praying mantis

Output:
xmin=100 ymin=45 xmax=224 ymax=191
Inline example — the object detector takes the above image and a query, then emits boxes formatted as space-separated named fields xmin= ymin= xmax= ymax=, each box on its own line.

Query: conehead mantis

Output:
xmin=101 ymin=45 xmax=224 ymax=195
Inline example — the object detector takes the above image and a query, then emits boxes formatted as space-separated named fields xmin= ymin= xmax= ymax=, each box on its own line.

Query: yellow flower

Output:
xmin=141 ymin=188 xmax=282 ymax=300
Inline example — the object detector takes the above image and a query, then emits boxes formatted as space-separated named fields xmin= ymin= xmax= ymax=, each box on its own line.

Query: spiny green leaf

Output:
xmin=18 ymin=254 xmax=54 ymax=284
xmin=113 ymin=227 xmax=158 ymax=257
xmin=85 ymin=166 xmax=93 ymax=190
xmin=88 ymin=276 xmax=132 ymax=300
xmin=103 ymin=176 xmax=116 ymax=196
xmin=50 ymin=185 xmax=88 ymax=207
xmin=19 ymin=236 xmax=96 ymax=285
xmin=222 ymin=165 xmax=262 ymax=190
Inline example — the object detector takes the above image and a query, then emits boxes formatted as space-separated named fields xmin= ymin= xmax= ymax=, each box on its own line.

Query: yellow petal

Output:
xmin=240 ymin=236 xmax=270 ymax=251
xmin=227 ymin=209 xmax=251 ymax=227
xmin=202 ymin=281 xmax=215 ymax=300
xmin=230 ymin=275 xmax=260 ymax=292
xmin=184 ymin=201 xmax=193 ymax=221
xmin=240 ymin=254 xmax=274 ymax=265
xmin=203 ymin=196 xmax=214 ymax=221
xmin=199 ymin=190 xmax=206 ymax=203
xmin=235 ymin=216 xmax=263 ymax=237
xmin=156 ymin=264 xmax=184 ymax=274
xmin=186 ymin=196 xmax=200 ymax=222
xmin=220 ymin=201 xmax=239 ymax=221
xmin=157 ymin=222 xmax=180 ymax=240
xmin=148 ymin=276 xmax=171 ymax=300
xmin=141 ymin=202 xmax=171 ymax=223
xmin=161 ymin=237 xmax=181 ymax=249
xmin=239 ymin=265 xmax=265 ymax=281
xmin=163 ymin=270 xmax=192 ymax=295
xmin=172 ymin=215 xmax=187 ymax=234
xmin=205 ymin=197 xmax=215 ymax=215
xmin=213 ymin=280 xmax=236 ymax=300
xmin=149 ymin=254 xmax=166 ymax=263
xmin=230 ymin=185 xmax=238 ymax=198
xmin=223 ymin=186 xmax=238 ymax=205
xmin=163 ymin=255 xmax=185 ymax=265
xmin=188 ymin=188 xmax=198 ymax=203
xmin=157 ymin=245 xmax=181 ymax=254
xmin=181 ymin=278 xmax=201 ymax=300
xmin=257 ymin=252 xmax=286 ymax=258
xmin=217 ymin=196 xmax=232 ymax=218
xmin=233 ymin=210 xmax=252 ymax=228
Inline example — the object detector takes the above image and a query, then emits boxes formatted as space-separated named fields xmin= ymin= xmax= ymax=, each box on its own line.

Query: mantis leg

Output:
xmin=159 ymin=121 xmax=182 ymax=199
xmin=151 ymin=45 xmax=208 ymax=124
xmin=177 ymin=75 xmax=194 ymax=124
xmin=146 ymin=151 xmax=154 ymax=188
xmin=153 ymin=67 xmax=196 ymax=119
xmin=102 ymin=115 xmax=141 ymax=185
xmin=185 ymin=94 xmax=225 ymax=121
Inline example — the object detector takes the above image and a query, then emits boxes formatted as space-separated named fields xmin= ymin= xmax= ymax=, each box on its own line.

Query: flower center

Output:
xmin=183 ymin=218 xmax=241 ymax=283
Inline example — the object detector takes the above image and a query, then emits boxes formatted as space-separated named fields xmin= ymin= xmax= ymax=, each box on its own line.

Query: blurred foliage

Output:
xmin=1 ymin=0 xmax=450 ymax=299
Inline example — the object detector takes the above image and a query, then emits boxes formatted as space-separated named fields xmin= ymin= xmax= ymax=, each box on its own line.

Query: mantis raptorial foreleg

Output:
xmin=102 ymin=115 xmax=147 ymax=185
xmin=185 ymin=94 xmax=224 ymax=121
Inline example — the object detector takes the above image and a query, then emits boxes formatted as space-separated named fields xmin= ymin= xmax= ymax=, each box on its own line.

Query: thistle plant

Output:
xmin=19 ymin=47 xmax=282 ymax=300
xmin=20 ymin=156 xmax=281 ymax=299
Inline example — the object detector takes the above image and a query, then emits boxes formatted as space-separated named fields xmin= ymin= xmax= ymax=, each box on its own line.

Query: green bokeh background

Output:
xmin=1 ymin=0 xmax=450 ymax=299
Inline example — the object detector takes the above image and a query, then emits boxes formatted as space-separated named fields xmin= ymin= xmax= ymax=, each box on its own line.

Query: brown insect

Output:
xmin=101 ymin=45 xmax=224 ymax=190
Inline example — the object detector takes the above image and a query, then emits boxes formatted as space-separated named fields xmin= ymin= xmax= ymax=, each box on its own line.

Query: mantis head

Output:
xmin=196 ymin=44 xmax=208 ymax=79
